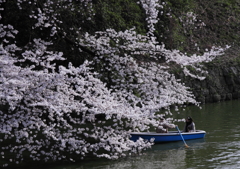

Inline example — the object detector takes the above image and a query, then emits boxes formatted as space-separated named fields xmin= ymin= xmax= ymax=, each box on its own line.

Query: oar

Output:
xmin=176 ymin=126 xmax=189 ymax=148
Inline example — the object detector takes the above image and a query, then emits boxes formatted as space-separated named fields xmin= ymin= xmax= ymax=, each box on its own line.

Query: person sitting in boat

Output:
xmin=156 ymin=117 xmax=176 ymax=133
xmin=183 ymin=116 xmax=196 ymax=132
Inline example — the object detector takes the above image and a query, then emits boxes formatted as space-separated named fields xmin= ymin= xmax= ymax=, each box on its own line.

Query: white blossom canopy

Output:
xmin=0 ymin=0 xmax=229 ymax=167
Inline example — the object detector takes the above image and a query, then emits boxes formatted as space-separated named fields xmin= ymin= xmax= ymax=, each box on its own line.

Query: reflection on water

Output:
xmin=103 ymin=149 xmax=186 ymax=169
xmin=5 ymin=100 xmax=240 ymax=169
xmin=43 ymin=139 xmax=206 ymax=169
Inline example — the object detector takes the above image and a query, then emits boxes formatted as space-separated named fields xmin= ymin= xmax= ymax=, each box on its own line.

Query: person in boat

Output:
xmin=156 ymin=117 xmax=176 ymax=133
xmin=183 ymin=116 xmax=196 ymax=132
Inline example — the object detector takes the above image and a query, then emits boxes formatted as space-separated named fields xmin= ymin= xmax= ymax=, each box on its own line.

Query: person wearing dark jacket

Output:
xmin=183 ymin=116 xmax=196 ymax=132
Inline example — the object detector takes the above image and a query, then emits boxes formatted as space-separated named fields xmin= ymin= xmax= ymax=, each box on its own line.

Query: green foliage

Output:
xmin=167 ymin=0 xmax=196 ymax=11
xmin=155 ymin=0 xmax=240 ymax=55
xmin=92 ymin=0 xmax=146 ymax=34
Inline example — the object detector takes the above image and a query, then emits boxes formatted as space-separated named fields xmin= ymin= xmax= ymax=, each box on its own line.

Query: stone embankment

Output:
xmin=177 ymin=60 xmax=240 ymax=104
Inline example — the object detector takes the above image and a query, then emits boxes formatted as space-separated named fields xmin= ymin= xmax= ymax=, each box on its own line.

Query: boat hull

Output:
xmin=130 ymin=130 xmax=206 ymax=143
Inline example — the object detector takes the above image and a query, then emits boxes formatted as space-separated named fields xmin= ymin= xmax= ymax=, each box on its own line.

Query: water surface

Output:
xmin=7 ymin=100 xmax=240 ymax=168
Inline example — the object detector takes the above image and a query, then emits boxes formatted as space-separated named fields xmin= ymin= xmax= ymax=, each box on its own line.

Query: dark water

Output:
xmin=6 ymin=100 xmax=240 ymax=169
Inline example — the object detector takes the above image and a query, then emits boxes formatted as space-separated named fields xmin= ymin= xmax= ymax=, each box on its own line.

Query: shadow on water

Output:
xmin=151 ymin=138 xmax=206 ymax=151
xmin=35 ymin=139 xmax=206 ymax=169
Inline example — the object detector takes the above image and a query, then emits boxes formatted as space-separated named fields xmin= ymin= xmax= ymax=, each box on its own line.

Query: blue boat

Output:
xmin=130 ymin=130 xmax=206 ymax=143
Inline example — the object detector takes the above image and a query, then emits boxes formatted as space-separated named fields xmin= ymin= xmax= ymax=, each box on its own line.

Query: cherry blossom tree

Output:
xmin=0 ymin=0 xmax=229 ymax=167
